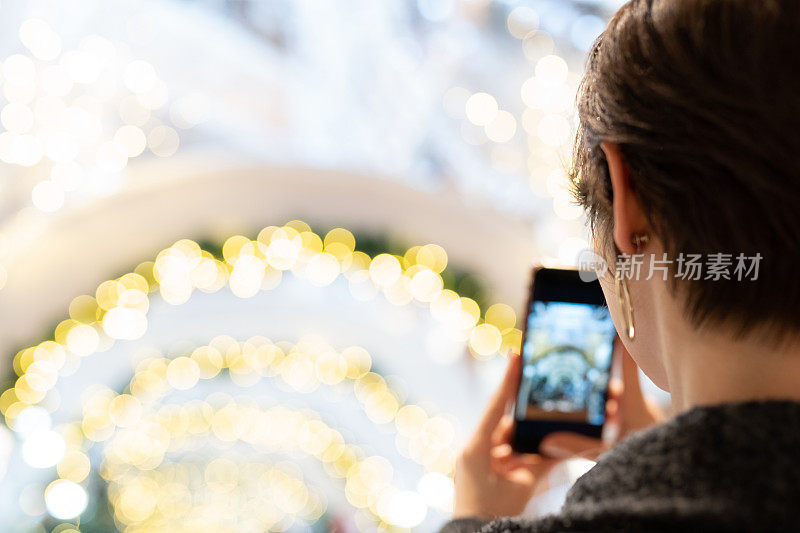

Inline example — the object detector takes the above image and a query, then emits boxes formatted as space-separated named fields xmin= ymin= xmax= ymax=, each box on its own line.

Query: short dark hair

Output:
xmin=570 ymin=0 xmax=800 ymax=338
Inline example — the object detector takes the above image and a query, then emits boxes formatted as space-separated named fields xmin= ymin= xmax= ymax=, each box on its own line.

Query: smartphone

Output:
xmin=511 ymin=267 xmax=617 ymax=454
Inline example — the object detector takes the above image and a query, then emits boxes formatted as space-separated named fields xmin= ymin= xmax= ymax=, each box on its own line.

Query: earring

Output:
xmin=615 ymin=270 xmax=636 ymax=340
xmin=615 ymin=234 xmax=647 ymax=341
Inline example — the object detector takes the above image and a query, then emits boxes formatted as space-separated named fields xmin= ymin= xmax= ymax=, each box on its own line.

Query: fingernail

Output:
xmin=539 ymin=442 xmax=559 ymax=456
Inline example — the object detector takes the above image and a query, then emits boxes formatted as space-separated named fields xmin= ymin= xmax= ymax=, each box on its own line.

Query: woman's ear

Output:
xmin=601 ymin=142 xmax=650 ymax=255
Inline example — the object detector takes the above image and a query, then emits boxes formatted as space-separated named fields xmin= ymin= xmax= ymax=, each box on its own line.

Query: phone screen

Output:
xmin=512 ymin=268 xmax=617 ymax=452
xmin=516 ymin=301 xmax=615 ymax=426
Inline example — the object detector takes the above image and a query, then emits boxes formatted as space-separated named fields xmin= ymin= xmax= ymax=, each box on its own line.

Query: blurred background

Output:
xmin=0 ymin=0 xmax=629 ymax=531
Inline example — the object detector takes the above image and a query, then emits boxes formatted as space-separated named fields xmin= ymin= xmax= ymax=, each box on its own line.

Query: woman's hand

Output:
xmin=453 ymin=340 xmax=665 ymax=520
xmin=453 ymin=352 xmax=558 ymax=520
xmin=538 ymin=340 xmax=664 ymax=460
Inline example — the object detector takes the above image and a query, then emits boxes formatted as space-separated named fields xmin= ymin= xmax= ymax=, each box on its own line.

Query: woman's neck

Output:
xmin=662 ymin=317 xmax=800 ymax=412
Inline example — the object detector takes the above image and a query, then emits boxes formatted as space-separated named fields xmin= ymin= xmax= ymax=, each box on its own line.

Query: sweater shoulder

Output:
xmin=445 ymin=510 xmax=738 ymax=533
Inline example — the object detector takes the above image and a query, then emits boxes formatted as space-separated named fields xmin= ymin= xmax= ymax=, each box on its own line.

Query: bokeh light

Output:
xmin=0 ymin=0 xmax=624 ymax=528
xmin=44 ymin=480 xmax=88 ymax=520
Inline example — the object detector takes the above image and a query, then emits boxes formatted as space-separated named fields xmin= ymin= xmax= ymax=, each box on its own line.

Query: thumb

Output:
xmin=616 ymin=341 xmax=660 ymax=431
xmin=619 ymin=341 xmax=645 ymax=405
xmin=472 ymin=352 xmax=522 ymax=450
xmin=539 ymin=432 xmax=606 ymax=460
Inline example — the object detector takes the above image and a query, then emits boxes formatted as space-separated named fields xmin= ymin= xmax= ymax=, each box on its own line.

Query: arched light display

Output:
xmin=106 ymin=448 xmax=327 ymax=532
xmin=2 ymin=221 xmax=520 ymax=530
xmin=2 ymin=221 xmax=521 ymax=423
xmin=100 ymin=400 xmax=427 ymax=530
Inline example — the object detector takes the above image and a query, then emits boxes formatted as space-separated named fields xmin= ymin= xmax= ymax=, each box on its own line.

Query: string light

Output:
xmin=105 ymin=458 xmax=326 ymax=531
xmin=75 ymin=337 xmax=457 ymax=472
xmin=465 ymin=92 xmax=498 ymax=127
xmin=507 ymin=8 xmax=540 ymax=39
xmin=0 ymin=224 xmax=521 ymax=528
xmin=0 ymin=22 xmax=202 ymax=218
xmin=1 ymin=222 xmax=520 ymax=436
xmin=44 ymin=479 xmax=87 ymax=520
xmin=99 ymin=401 xmax=391 ymax=528
xmin=27 ymin=335 xmax=459 ymax=528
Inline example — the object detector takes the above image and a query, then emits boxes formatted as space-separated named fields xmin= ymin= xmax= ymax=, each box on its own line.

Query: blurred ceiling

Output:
xmin=0 ymin=0 xmax=622 ymax=291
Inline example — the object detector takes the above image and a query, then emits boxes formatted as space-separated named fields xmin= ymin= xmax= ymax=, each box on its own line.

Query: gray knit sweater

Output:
xmin=441 ymin=401 xmax=800 ymax=532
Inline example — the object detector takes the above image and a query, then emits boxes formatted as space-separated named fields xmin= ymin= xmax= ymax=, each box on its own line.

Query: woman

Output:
xmin=443 ymin=0 xmax=800 ymax=531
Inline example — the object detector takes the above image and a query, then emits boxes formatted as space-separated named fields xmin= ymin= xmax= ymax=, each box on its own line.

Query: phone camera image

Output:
xmin=516 ymin=301 xmax=616 ymax=427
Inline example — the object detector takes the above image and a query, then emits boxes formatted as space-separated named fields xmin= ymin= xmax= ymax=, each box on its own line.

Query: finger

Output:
xmin=491 ymin=444 xmax=550 ymax=474
xmin=539 ymin=432 xmax=606 ymax=460
xmin=610 ymin=338 xmax=660 ymax=432
xmin=490 ymin=443 xmax=515 ymax=465
xmin=607 ymin=377 xmax=623 ymax=402
xmin=491 ymin=415 xmax=515 ymax=447
xmin=506 ymin=457 xmax=560 ymax=486
xmin=604 ymin=376 xmax=622 ymax=427
xmin=475 ymin=352 xmax=522 ymax=445
xmin=619 ymin=342 xmax=644 ymax=400
xmin=604 ymin=338 xmax=627 ymax=425
xmin=491 ymin=444 xmax=542 ymax=466
xmin=605 ymin=396 xmax=619 ymax=419
xmin=616 ymin=343 xmax=659 ymax=431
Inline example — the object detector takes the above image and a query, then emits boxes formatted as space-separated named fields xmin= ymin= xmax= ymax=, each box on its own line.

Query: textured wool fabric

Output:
xmin=441 ymin=401 xmax=800 ymax=532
